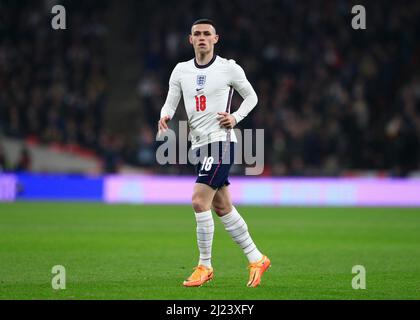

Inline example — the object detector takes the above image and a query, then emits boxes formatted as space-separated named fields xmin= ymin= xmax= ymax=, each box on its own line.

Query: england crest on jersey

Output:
xmin=196 ymin=75 xmax=206 ymax=87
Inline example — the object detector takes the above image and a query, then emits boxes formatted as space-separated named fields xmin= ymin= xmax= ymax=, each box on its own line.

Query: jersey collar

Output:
xmin=194 ymin=54 xmax=217 ymax=69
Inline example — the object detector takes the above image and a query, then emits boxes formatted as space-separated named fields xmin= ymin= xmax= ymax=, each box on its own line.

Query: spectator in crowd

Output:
xmin=15 ymin=146 xmax=32 ymax=172
xmin=0 ymin=143 xmax=9 ymax=172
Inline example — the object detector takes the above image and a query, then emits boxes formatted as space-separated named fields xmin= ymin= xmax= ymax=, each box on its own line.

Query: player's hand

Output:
xmin=217 ymin=112 xmax=237 ymax=129
xmin=158 ymin=115 xmax=171 ymax=136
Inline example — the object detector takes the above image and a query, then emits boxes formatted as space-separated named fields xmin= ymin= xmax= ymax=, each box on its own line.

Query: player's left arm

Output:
xmin=218 ymin=61 xmax=258 ymax=129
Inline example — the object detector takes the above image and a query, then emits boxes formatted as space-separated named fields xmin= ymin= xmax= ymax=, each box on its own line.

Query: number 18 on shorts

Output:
xmin=195 ymin=141 xmax=235 ymax=190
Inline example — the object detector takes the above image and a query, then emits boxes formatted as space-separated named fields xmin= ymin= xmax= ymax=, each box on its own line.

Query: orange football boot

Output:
xmin=247 ymin=255 xmax=271 ymax=287
xmin=183 ymin=265 xmax=214 ymax=287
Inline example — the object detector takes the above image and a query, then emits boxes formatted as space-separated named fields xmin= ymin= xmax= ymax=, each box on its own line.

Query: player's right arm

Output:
xmin=158 ymin=64 xmax=182 ymax=134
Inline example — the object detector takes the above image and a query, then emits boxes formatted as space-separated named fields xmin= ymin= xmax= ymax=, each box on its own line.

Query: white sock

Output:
xmin=195 ymin=210 xmax=214 ymax=268
xmin=219 ymin=206 xmax=263 ymax=263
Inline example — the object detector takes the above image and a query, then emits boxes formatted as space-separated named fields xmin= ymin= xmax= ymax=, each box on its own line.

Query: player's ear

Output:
xmin=189 ymin=35 xmax=193 ymax=45
xmin=214 ymin=34 xmax=219 ymax=44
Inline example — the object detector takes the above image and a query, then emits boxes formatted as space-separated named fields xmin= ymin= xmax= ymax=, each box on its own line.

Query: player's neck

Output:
xmin=195 ymin=52 xmax=215 ymax=66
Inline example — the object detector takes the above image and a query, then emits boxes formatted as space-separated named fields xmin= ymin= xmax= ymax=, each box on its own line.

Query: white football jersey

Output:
xmin=160 ymin=55 xmax=258 ymax=149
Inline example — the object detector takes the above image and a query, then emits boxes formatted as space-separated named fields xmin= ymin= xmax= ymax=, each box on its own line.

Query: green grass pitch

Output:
xmin=0 ymin=202 xmax=419 ymax=299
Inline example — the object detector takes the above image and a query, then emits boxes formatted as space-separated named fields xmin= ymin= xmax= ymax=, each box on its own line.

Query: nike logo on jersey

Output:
xmin=198 ymin=173 xmax=208 ymax=177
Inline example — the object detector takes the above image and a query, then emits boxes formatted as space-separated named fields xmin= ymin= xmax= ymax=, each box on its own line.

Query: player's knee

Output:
xmin=192 ymin=195 xmax=210 ymax=213
xmin=212 ymin=197 xmax=233 ymax=217
xmin=212 ymin=201 xmax=232 ymax=216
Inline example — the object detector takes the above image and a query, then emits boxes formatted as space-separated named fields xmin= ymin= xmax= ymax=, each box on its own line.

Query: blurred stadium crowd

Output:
xmin=0 ymin=1 xmax=114 ymax=171
xmin=1 ymin=0 xmax=420 ymax=176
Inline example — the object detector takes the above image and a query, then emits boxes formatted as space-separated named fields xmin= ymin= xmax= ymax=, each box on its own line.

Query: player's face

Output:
xmin=189 ymin=24 xmax=219 ymax=55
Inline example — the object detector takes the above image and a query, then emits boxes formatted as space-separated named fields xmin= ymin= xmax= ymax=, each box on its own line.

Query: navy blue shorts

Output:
xmin=194 ymin=141 xmax=235 ymax=190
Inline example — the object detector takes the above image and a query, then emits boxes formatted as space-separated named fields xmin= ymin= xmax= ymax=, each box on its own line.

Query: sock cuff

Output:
xmin=219 ymin=206 xmax=240 ymax=224
xmin=195 ymin=210 xmax=213 ymax=222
